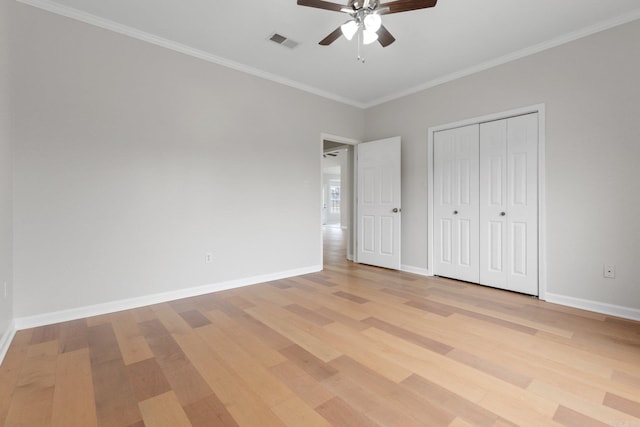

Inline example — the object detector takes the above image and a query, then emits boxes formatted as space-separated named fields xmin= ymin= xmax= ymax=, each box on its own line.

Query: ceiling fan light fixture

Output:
xmin=340 ymin=20 xmax=358 ymax=40
xmin=364 ymin=13 xmax=382 ymax=32
xmin=362 ymin=28 xmax=378 ymax=45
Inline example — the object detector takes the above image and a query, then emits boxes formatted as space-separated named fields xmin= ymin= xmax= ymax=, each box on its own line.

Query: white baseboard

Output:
xmin=545 ymin=292 xmax=640 ymax=322
xmin=0 ymin=320 xmax=17 ymax=367
xmin=400 ymin=264 xmax=432 ymax=277
xmin=14 ymin=265 xmax=322 ymax=330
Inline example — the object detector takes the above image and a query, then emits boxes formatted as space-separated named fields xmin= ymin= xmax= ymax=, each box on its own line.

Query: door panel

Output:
xmin=480 ymin=119 xmax=508 ymax=288
xmin=356 ymin=137 xmax=401 ymax=270
xmin=380 ymin=216 xmax=394 ymax=255
xmin=433 ymin=125 xmax=479 ymax=283
xmin=479 ymin=113 xmax=538 ymax=295
xmin=505 ymin=113 xmax=538 ymax=294
xmin=362 ymin=216 xmax=375 ymax=253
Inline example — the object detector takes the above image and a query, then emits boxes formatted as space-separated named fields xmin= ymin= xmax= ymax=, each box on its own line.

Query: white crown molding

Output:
xmin=17 ymin=0 xmax=640 ymax=110
xmin=0 ymin=320 xmax=17 ymax=366
xmin=363 ymin=9 xmax=640 ymax=108
xmin=545 ymin=293 xmax=640 ymax=322
xmin=16 ymin=0 xmax=366 ymax=109
xmin=13 ymin=265 xmax=322 ymax=330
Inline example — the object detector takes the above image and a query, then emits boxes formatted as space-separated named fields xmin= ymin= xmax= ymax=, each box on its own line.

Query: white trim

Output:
xmin=364 ymin=10 xmax=640 ymax=108
xmin=16 ymin=0 xmax=364 ymax=109
xmin=18 ymin=0 xmax=640 ymax=110
xmin=13 ymin=265 xmax=321 ymax=330
xmin=427 ymin=104 xmax=546 ymax=297
xmin=545 ymin=293 xmax=640 ymax=322
xmin=0 ymin=320 xmax=17 ymax=366
xmin=400 ymin=264 xmax=431 ymax=277
xmin=320 ymin=133 xmax=361 ymax=269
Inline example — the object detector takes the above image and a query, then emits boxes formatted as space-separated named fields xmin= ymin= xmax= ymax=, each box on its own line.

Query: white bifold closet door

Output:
xmin=433 ymin=113 xmax=538 ymax=295
xmin=479 ymin=113 xmax=538 ymax=295
xmin=433 ymin=124 xmax=480 ymax=283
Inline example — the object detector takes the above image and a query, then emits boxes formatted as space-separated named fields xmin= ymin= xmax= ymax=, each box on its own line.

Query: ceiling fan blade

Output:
xmin=379 ymin=0 xmax=437 ymax=14
xmin=319 ymin=27 xmax=343 ymax=45
xmin=297 ymin=0 xmax=345 ymax=12
xmin=377 ymin=25 xmax=396 ymax=47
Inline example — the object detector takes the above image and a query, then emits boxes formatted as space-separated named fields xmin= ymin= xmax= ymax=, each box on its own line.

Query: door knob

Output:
xmin=500 ymin=212 xmax=506 ymax=216
xmin=453 ymin=210 xmax=458 ymax=215
xmin=393 ymin=208 xmax=401 ymax=213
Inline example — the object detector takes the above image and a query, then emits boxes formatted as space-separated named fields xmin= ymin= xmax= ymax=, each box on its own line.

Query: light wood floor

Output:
xmin=1 ymin=227 xmax=640 ymax=426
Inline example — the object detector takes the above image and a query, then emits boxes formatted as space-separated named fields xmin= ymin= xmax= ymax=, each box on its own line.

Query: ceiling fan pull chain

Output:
xmin=357 ymin=29 xmax=365 ymax=63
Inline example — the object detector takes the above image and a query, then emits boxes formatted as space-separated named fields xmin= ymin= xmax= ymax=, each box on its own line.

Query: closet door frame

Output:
xmin=427 ymin=104 xmax=547 ymax=300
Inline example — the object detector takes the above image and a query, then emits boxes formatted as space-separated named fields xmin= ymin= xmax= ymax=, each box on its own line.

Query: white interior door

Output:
xmin=433 ymin=125 xmax=480 ymax=283
xmin=480 ymin=113 xmax=538 ymax=295
xmin=356 ymin=137 xmax=401 ymax=270
xmin=479 ymin=119 xmax=508 ymax=288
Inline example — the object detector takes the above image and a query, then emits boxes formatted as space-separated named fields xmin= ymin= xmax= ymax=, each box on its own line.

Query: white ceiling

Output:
xmin=23 ymin=0 xmax=640 ymax=107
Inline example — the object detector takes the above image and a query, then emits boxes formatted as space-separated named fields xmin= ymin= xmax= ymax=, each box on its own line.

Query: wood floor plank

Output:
xmin=321 ymin=322 xmax=415 ymax=383
xmin=527 ymin=379 xmax=638 ymax=426
xmin=178 ymin=309 xmax=212 ymax=329
xmin=111 ymin=311 xmax=154 ymax=366
xmin=0 ymin=330 xmax=32 ymax=425
xmin=138 ymin=390 xmax=192 ymax=427
xmin=401 ymin=374 xmax=508 ymax=427
xmin=329 ymin=355 xmax=456 ymax=426
xmin=57 ymin=319 xmax=89 ymax=354
xmin=195 ymin=322 xmax=294 ymax=408
xmin=3 ymin=340 xmax=58 ymax=426
xmin=315 ymin=396 xmax=383 ymax=427
xmin=246 ymin=303 xmax=343 ymax=363
xmin=279 ymin=344 xmax=339 ymax=381
xmin=271 ymin=395 xmax=334 ymax=427
xmin=127 ymin=357 xmax=172 ymax=402
xmin=603 ymin=392 xmax=640 ymax=419
xmin=270 ymin=360 xmax=335 ymax=408
xmin=362 ymin=316 xmax=454 ymax=355
xmin=30 ymin=323 xmax=60 ymax=345
xmin=552 ymin=405 xmax=610 ymax=427
xmin=182 ymin=393 xmax=240 ymax=427
xmin=285 ymin=303 xmax=334 ymax=326
xmin=172 ymin=329 xmax=285 ymax=427
xmin=203 ymin=308 xmax=287 ymax=368
xmin=213 ymin=372 xmax=289 ymax=427
xmin=51 ymin=348 xmax=98 ymax=427
xmin=89 ymin=324 xmax=142 ymax=427
xmin=91 ymin=358 xmax=142 ymax=427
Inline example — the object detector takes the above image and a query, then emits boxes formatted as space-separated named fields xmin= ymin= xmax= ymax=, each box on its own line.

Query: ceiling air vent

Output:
xmin=268 ymin=33 xmax=299 ymax=49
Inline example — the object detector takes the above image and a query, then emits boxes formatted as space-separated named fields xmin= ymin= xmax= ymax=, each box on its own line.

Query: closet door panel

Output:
xmin=506 ymin=113 xmax=538 ymax=294
xmin=480 ymin=120 xmax=508 ymax=288
xmin=434 ymin=125 xmax=479 ymax=283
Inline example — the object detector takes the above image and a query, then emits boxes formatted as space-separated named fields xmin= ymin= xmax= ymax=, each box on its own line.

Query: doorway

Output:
xmin=322 ymin=140 xmax=352 ymax=263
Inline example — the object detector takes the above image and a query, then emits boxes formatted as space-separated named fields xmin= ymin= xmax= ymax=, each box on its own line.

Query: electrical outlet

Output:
xmin=205 ymin=253 xmax=213 ymax=264
xmin=604 ymin=264 xmax=615 ymax=279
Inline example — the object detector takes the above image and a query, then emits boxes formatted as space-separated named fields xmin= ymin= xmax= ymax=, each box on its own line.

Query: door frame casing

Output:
xmin=427 ymin=104 xmax=547 ymax=300
xmin=320 ymin=133 xmax=360 ymax=268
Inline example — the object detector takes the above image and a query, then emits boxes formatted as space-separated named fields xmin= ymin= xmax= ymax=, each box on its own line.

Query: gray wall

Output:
xmin=7 ymin=1 xmax=640 ymax=322
xmin=0 ymin=0 xmax=13 ymax=336
xmin=364 ymin=20 xmax=640 ymax=310
xmin=11 ymin=3 xmax=364 ymax=318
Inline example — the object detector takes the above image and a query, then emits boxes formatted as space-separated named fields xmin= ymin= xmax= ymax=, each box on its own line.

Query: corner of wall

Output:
xmin=0 ymin=319 xmax=16 ymax=366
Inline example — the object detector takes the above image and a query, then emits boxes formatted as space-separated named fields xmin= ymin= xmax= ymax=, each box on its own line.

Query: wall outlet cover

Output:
xmin=604 ymin=265 xmax=615 ymax=279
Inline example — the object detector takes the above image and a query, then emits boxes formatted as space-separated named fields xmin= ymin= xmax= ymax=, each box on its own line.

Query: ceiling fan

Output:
xmin=297 ymin=0 xmax=438 ymax=49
